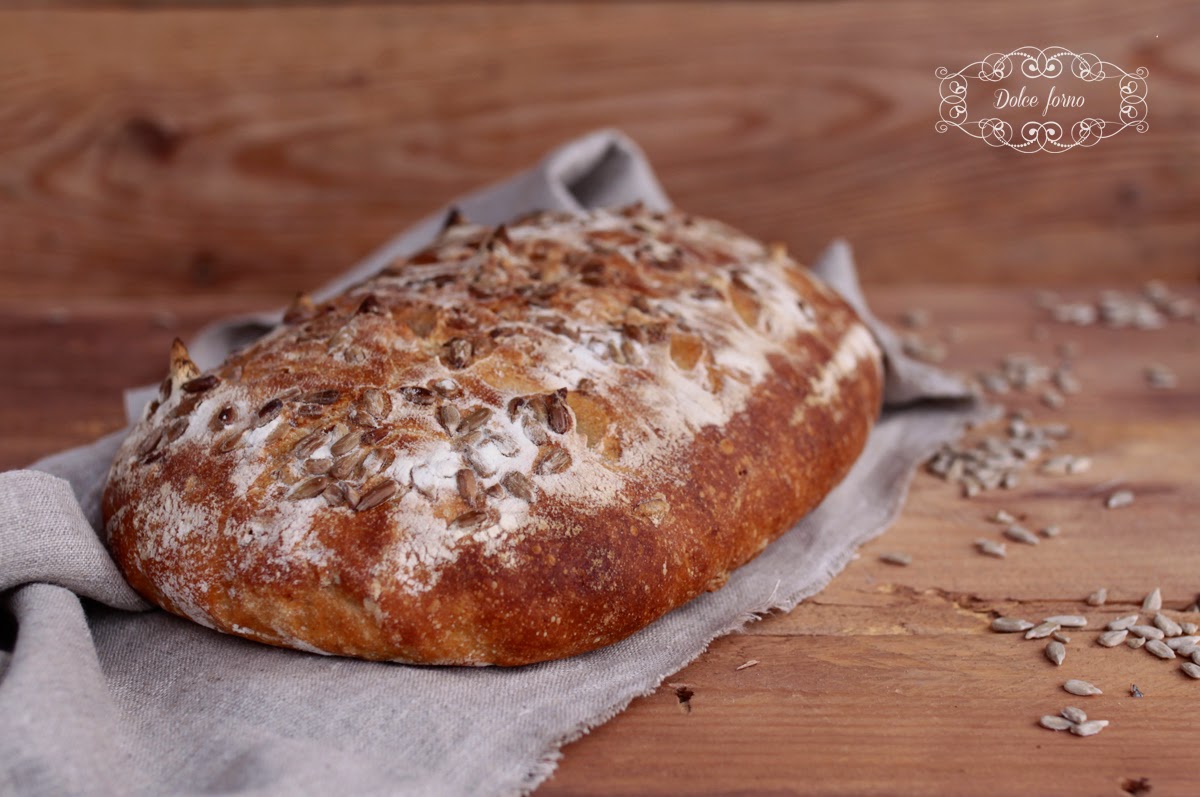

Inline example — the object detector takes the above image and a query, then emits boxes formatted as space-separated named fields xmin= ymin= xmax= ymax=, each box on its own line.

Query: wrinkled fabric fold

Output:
xmin=1 ymin=129 xmax=982 ymax=797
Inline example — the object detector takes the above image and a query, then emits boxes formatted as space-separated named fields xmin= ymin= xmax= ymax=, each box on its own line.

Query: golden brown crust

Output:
xmin=102 ymin=205 xmax=883 ymax=666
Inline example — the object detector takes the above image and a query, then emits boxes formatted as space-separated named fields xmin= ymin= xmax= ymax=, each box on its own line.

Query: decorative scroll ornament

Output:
xmin=936 ymin=46 xmax=1148 ymax=153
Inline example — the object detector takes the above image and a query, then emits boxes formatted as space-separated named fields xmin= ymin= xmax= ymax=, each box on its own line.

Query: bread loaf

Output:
xmin=102 ymin=205 xmax=883 ymax=666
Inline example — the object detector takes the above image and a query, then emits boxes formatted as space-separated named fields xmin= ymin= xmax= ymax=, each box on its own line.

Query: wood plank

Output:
xmin=3 ymin=283 xmax=1197 ymax=793
xmin=0 ymin=1 xmax=1196 ymax=304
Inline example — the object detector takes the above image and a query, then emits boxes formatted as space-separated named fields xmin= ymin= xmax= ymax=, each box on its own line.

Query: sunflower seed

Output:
xmin=1039 ymin=525 xmax=1061 ymax=538
xmin=354 ymin=479 xmax=400 ymax=512
xmin=1071 ymin=720 xmax=1108 ymax=737
xmin=1040 ymin=715 xmax=1073 ymax=731
xmin=1086 ymin=588 xmax=1107 ymax=607
xmin=988 ymin=510 xmax=1017 ymax=524
xmin=292 ymin=428 xmax=329 ymax=460
xmin=1046 ymin=641 xmax=1066 ymax=666
xmin=459 ymin=407 xmax=492 ymax=434
xmin=1044 ymin=616 xmax=1088 ymax=628
xmin=1130 ymin=683 xmax=1143 ymax=698
xmin=1004 ymin=525 xmax=1040 ymax=545
xmin=1060 ymin=706 xmax=1088 ymax=724
xmin=1165 ymin=635 xmax=1198 ymax=650
xmin=430 ymin=378 xmax=462 ymax=398
xmin=976 ymin=539 xmax=1007 ymax=558
xmin=735 ymin=660 xmax=760 ymax=671
xmin=879 ymin=551 xmax=912 ymax=566
xmin=1064 ymin=679 xmax=1102 ymax=696
xmin=1053 ymin=632 xmax=1072 ymax=644
xmin=330 ymin=449 xmax=368 ymax=480
xmin=330 ymin=431 xmax=362 ymax=458
xmin=444 ymin=338 xmax=473 ymax=369
xmin=1181 ymin=662 xmax=1200 ymax=679
xmin=1194 ymin=650 xmax=1200 ymax=666
xmin=1027 ymin=622 xmax=1061 ymax=640
xmin=399 ymin=385 xmax=437 ymax=406
xmin=182 ymin=374 xmax=219 ymax=393
xmin=1098 ymin=630 xmax=1128 ymax=647
xmin=301 ymin=389 xmax=340 ymax=405
xmin=1176 ymin=643 xmax=1199 ymax=658
xmin=288 ymin=476 xmax=330 ymax=501
xmin=448 ymin=509 xmax=489 ymax=530
xmin=1145 ymin=364 xmax=1177 ymax=389
xmin=991 ymin=617 xmax=1034 ymax=633
xmin=255 ymin=398 xmax=284 ymax=427
xmin=1066 ymin=456 xmax=1092 ymax=475
xmin=501 ymin=471 xmax=535 ymax=502
xmin=456 ymin=468 xmax=480 ymax=506
xmin=1145 ymin=639 xmax=1175 ymax=660
xmin=1154 ymin=613 xmax=1183 ymax=637
xmin=1142 ymin=587 xmax=1162 ymax=612
xmin=305 ymin=457 xmax=333 ymax=475
xmin=1127 ymin=637 xmax=1146 ymax=649
xmin=1183 ymin=623 xmax=1199 ymax=636
xmin=1106 ymin=490 xmax=1134 ymax=509
xmin=545 ymin=391 xmax=572 ymax=434
xmin=438 ymin=404 xmax=461 ymax=435
xmin=358 ymin=388 xmax=392 ymax=425
xmin=1041 ymin=389 xmax=1064 ymax=409
xmin=1130 ymin=625 xmax=1164 ymax=640
xmin=538 ymin=447 xmax=572 ymax=475
xmin=1108 ymin=615 xmax=1139 ymax=631
xmin=216 ymin=429 xmax=245 ymax=453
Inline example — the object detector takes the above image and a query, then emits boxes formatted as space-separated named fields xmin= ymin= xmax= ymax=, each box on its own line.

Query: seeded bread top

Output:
xmin=103 ymin=204 xmax=882 ymax=664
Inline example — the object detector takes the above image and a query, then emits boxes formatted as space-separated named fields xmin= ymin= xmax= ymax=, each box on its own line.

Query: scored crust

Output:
xmin=102 ymin=205 xmax=883 ymax=666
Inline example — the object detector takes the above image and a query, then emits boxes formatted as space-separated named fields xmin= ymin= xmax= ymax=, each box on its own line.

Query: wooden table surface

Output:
xmin=3 ymin=283 xmax=1197 ymax=796
xmin=2 ymin=2 xmax=1199 ymax=794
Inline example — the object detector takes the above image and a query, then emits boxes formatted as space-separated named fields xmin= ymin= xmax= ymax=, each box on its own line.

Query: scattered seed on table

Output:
xmin=1145 ymin=639 xmax=1176 ymax=660
xmin=976 ymin=539 xmax=1007 ymax=558
xmin=1004 ymin=525 xmax=1040 ymax=545
xmin=1098 ymin=630 xmax=1128 ymax=647
xmin=1145 ymin=364 xmax=1177 ymax=390
xmin=1066 ymin=456 xmax=1092 ymax=475
xmin=1142 ymin=587 xmax=1162 ymax=612
xmin=735 ymin=660 xmax=759 ymax=671
xmin=1183 ymin=623 xmax=1199 ymax=636
xmin=1182 ymin=662 xmax=1200 ymax=679
xmin=1041 ymin=389 xmax=1065 ymax=409
xmin=1130 ymin=684 xmax=1144 ymax=698
xmin=1064 ymin=679 xmax=1102 ymax=696
xmin=1071 ymin=720 xmax=1109 ymax=737
xmin=1130 ymin=625 xmax=1165 ymax=640
xmin=879 ymin=551 xmax=912 ymax=566
xmin=988 ymin=510 xmax=1016 ymax=524
xmin=1108 ymin=615 xmax=1139 ymax=632
xmin=1027 ymin=622 xmax=1061 ymax=640
xmin=1061 ymin=706 xmax=1088 ymax=724
xmin=1040 ymin=715 xmax=1074 ymax=731
xmin=1044 ymin=616 xmax=1088 ymax=628
xmin=1164 ymin=636 xmax=1198 ymax=651
xmin=1194 ymin=650 xmax=1200 ymax=666
xmin=1154 ymin=613 xmax=1183 ymax=637
xmin=1046 ymin=641 xmax=1066 ymax=666
xmin=1106 ymin=490 xmax=1135 ymax=509
xmin=1039 ymin=525 xmax=1061 ymax=538
xmin=1128 ymin=637 xmax=1146 ymax=649
xmin=992 ymin=617 xmax=1035 ymax=633
xmin=1053 ymin=632 xmax=1071 ymax=644
xmin=1086 ymin=588 xmax=1108 ymax=607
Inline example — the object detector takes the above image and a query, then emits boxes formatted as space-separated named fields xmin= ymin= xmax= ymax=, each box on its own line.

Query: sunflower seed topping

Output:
xmin=1063 ymin=679 xmax=1102 ymax=696
xmin=1046 ymin=640 xmax=1066 ymax=666
xmin=501 ymin=471 xmax=535 ymax=502
xmin=1098 ymin=630 xmax=1128 ymax=647
xmin=182 ymin=374 xmax=219 ymax=393
xmin=1040 ymin=715 xmax=1073 ymax=731
xmin=288 ymin=476 xmax=330 ymax=501
xmin=399 ymin=385 xmax=437 ymax=406
xmin=301 ymin=389 xmax=340 ymax=405
xmin=456 ymin=468 xmax=480 ymax=506
xmin=449 ymin=509 xmax=489 ymax=530
xmin=1071 ymin=720 xmax=1109 ymax=737
xmin=438 ymin=404 xmax=462 ymax=435
xmin=992 ymin=617 xmax=1035 ymax=633
xmin=358 ymin=388 xmax=392 ymax=425
xmin=1145 ymin=639 xmax=1175 ymax=660
xmin=354 ymin=479 xmax=400 ymax=512
xmin=538 ymin=447 xmax=572 ymax=475
xmin=1142 ymin=587 xmax=1162 ymax=612
xmin=255 ymin=398 xmax=284 ymax=427
xmin=459 ymin=407 xmax=492 ymax=434
xmin=292 ymin=428 xmax=329 ymax=460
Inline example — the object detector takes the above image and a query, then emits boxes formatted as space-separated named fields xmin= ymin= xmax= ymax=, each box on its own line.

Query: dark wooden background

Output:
xmin=0 ymin=1 xmax=1196 ymax=309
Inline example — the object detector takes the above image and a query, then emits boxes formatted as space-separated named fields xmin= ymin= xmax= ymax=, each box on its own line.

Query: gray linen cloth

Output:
xmin=0 ymin=130 xmax=981 ymax=797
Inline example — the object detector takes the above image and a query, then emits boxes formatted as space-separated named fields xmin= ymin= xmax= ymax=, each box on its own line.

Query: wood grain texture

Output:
xmin=0 ymin=2 xmax=1197 ymax=303
xmin=3 ymin=283 xmax=1197 ymax=794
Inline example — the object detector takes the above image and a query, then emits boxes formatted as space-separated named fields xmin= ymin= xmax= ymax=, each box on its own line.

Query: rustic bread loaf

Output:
xmin=102 ymin=205 xmax=883 ymax=666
